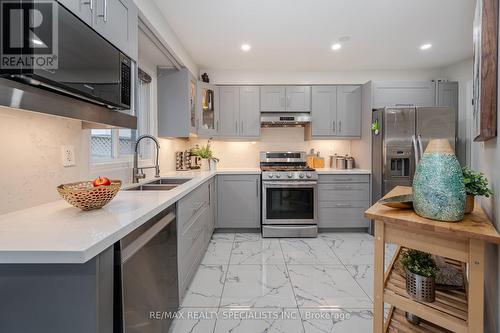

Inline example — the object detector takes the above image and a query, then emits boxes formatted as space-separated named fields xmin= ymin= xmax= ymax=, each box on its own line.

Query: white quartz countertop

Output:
xmin=315 ymin=168 xmax=371 ymax=174
xmin=0 ymin=167 xmax=369 ymax=264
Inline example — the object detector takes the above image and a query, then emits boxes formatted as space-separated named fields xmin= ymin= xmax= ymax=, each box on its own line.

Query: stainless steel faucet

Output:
xmin=133 ymin=135 xmax=161 ymax=183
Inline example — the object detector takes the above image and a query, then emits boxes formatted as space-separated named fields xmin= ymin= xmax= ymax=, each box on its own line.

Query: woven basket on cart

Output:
xmin=57 ymin=180 xmax=121 ymax=211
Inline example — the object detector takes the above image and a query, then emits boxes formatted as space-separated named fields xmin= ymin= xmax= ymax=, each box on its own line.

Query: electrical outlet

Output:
xmin=61 ymin=145 xmax=76 ymax=167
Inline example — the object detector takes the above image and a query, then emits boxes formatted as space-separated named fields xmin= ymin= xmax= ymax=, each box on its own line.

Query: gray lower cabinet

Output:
xmin=217 ymin=175 xmax=261 ymax=229
xmin=317 ymin=174 xmax=370 ymax=229
xmin=0 ymin=247 xmax=114 ymax=333
xmin=311 ymin=85 xmax=361 ymax=138
xmin=218 ymin=86 xmax=260 ymax=138
xmin=176 ymin=180 xmax=214 ymax=300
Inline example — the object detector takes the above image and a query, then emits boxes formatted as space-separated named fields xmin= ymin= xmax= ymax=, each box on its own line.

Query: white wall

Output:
xmin=441 ymin=58 xmax=473 ymax=166
xmin=134 ymin=0 xmax=198 ymax=76
xmin=200 ymin=68 xmax=442 ymax=85
xmin=189 ymin=128 xmax=353 ymax=168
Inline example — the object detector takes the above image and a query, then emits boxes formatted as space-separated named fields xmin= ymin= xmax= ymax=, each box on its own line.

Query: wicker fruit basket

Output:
xmin=57 ymin=180 xmax=121 ymax=211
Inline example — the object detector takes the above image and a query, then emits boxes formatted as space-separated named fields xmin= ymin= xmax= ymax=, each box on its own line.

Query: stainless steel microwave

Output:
xmin=0 ymin=0 xmax=132 ymax=110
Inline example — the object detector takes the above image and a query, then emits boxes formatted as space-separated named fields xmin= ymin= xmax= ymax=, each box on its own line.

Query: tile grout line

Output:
xmin=278 ymin=238 xmax=307 ymax=333
xmin=319 ymin=235 xmax=375 ymax=308
xmin=214 ymin=232 xmax=235 ymax=331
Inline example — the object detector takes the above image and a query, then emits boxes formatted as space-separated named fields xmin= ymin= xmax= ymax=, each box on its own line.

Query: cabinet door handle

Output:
xmin=332 ymin=121 xmax=336 ymax=133
xmin=235 ymin=121 xmax=238 ymax=133
xmin=241 ymin=121 xmax=244 ymax=134
xmin=98 ymin=0 xmax=107 ymax=22
xmin=83 ymin=0 xmax=93 ymax=11
xmin=256 ymin=179 xmax=259 ymax=197
xmin=338 ymin=121 xmax=342 ymax=133
xmin=335 ymin=203 xmax=353 ymax=208
xmin=208 ymin=183 xmax=211 ymax=206
xmin=216 ymin=120 xmax=219 ymax=131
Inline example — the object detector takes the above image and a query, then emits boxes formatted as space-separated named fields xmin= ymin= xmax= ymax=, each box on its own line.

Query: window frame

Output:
xmin=89 ymin=63 xmax=155 ymax=170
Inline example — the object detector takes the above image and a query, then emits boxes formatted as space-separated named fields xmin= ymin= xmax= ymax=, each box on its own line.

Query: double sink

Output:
xmin=126 ymin=178 xmax=192 ymax=191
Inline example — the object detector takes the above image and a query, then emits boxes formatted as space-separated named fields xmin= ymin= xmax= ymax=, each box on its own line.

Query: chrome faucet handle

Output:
xmin=136 ymin=168 xmax=146 ymax=179
xmin=155 ymin=166 xmax=160 ymax=178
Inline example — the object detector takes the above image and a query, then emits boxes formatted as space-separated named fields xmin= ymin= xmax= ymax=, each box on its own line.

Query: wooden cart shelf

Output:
xmin=385 ymin=248 xmax=468 ymax=332
xmin=365 ymin=186 xmax=500 ymax=333
xmin=385 ymin=307 xmax=453 ymax=333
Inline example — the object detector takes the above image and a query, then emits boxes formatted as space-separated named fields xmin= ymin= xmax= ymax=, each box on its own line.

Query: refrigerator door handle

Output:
xmin=412 ymin=135 xmax=420 ymax=165
xmin=417 ymin=134 xmax=424 ymax=159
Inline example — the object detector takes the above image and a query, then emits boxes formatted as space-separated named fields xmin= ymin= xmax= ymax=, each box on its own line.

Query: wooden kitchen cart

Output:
xmin=365 ymin=186 xmax=500 ymax=333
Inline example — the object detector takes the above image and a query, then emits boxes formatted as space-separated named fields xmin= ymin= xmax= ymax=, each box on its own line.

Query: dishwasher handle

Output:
xmin=121 ymin=211 xmax=176 ymax=264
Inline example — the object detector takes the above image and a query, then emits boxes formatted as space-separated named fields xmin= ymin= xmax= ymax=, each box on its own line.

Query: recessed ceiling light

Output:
xmin=241 ymin=44 xmax=251 ymax=51
xmin=331 ymin=43 xmax=342 ymax=50
xmin=420 ymin=43 xmax=432 ymax=50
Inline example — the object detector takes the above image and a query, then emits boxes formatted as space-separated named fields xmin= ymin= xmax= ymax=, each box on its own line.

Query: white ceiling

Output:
xmin=152 ymin=0 xmax=475 ymax=71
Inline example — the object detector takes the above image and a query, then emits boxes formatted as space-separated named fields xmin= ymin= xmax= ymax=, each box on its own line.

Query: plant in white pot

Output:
xmin=190 ymin=138 xmax=219 ymax=171
xmin=462 ymin=166 xmax=493 ymax=214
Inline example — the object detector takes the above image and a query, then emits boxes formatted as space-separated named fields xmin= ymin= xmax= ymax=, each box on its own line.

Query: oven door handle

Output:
xmin=262 ymin=181 xmax=317 ymax=187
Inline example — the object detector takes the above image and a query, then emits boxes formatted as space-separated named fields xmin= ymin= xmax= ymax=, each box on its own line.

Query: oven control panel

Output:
xmin=262 ymin=171 xmax=318 ymax=181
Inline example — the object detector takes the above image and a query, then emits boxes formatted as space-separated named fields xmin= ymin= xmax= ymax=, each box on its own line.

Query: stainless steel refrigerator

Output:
xmin=371 ymin=107 xmax=457 ymax=204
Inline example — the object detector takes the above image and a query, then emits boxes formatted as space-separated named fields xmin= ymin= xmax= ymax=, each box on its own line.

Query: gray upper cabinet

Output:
xmin=218 ymin=86 xmax=260 ymax=138
xmin=217 ymin=175 xmax=261 ymax=229
xmin=337 ymin=85 xmax=362 ymax=137
xmin=261 ymin=86 xmax=311 ymax=112
xmin=219 ymin=86 xmax=240 ymax=137
xmin=437 ymin=81 xmax=459 ymax=112
xmin=59 ymin=0 xmax=138 ymax=61
xmin=94 ymin=0 xmax=138 ymax=61
xmin=310 ymin=85 xmax=361 ymax=138
xmin=286 ymin=86 xmax=311 ymax=112
xmin=239 ymin=86 xmax=261 ymax=137
xmin=260 ymin=86 xmax=286 ymax=111
xmin=158 ymin=69 xmax=198 ymax=138
xmin=372 ymin=81 xmax=436 ymax=108
xmin=198 ymin=82 xmax=220 ymax=137
xmin=311 ymin=86 xmax=337 ymax=136
xmin=58 ymin=0 xmax=93 ymax=25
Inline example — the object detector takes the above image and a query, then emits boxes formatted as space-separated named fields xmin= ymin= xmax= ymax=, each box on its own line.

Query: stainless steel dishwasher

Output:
xmin=119 ymin=206 xmax=178 ymax=333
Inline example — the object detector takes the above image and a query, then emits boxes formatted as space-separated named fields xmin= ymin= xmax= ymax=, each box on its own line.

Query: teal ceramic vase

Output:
xmin=413 ymin=139 xmax=465 ymax=222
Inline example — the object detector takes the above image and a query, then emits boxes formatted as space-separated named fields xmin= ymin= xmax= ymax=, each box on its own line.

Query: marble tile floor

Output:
xmin=169 ymin=232 xmax=396 ymax=333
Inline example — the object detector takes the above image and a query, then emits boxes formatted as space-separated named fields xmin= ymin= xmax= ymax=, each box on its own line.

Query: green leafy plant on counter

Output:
xmin=190 ymin=138 xmax=219 ymax=162
xmin=462 ymin=166 xmax=493 ymax=197
xmin=400 ymin=249 xmax=439 ymax=278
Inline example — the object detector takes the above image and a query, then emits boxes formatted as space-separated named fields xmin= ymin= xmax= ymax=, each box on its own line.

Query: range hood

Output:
xmin=0 ymin=78 xmax=137 ymax=129
xmin=261 ymin=113 xmax=311 ymax=127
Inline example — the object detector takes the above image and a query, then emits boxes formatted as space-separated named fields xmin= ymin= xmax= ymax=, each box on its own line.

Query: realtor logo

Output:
xmin=0 ymin=0 xmax=58 ymax=71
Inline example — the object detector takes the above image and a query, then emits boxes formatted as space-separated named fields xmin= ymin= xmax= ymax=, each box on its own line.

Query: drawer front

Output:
xmin=318 ymin=174 xmax=369 ymax=183
xmin=178 ymin=226 xmax=206 ymax=294
xmin=178 ymin=182 xmax=209 ymax=229
xmin=178 ymin=205 xmax=209 ymax=258
xmin=318 ymin=202 xmax=369 ymax=228
xmin=319 ymin=183 xmax=370 ymax=201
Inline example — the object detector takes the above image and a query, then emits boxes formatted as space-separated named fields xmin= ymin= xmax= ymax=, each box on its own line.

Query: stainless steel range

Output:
xmin=260 ymin=151 xmax=318 ymax=238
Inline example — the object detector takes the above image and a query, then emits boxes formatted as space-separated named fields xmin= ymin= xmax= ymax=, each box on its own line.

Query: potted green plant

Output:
xmin=190 ymin=138 xmax=219 ymax=171
xmin=400 ymin=249 xmax=439 ymax=302
xmin=462 ymin=167 xmax=492 ymax=214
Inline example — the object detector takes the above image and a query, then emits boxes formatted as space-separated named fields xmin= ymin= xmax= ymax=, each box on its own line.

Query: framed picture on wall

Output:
xmin=473 ymin=0 xmax=498 ymax=141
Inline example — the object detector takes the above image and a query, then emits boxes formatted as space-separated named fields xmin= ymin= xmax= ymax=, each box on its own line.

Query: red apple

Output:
xmin=93 ymin=176 xmax=111 ymax=187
